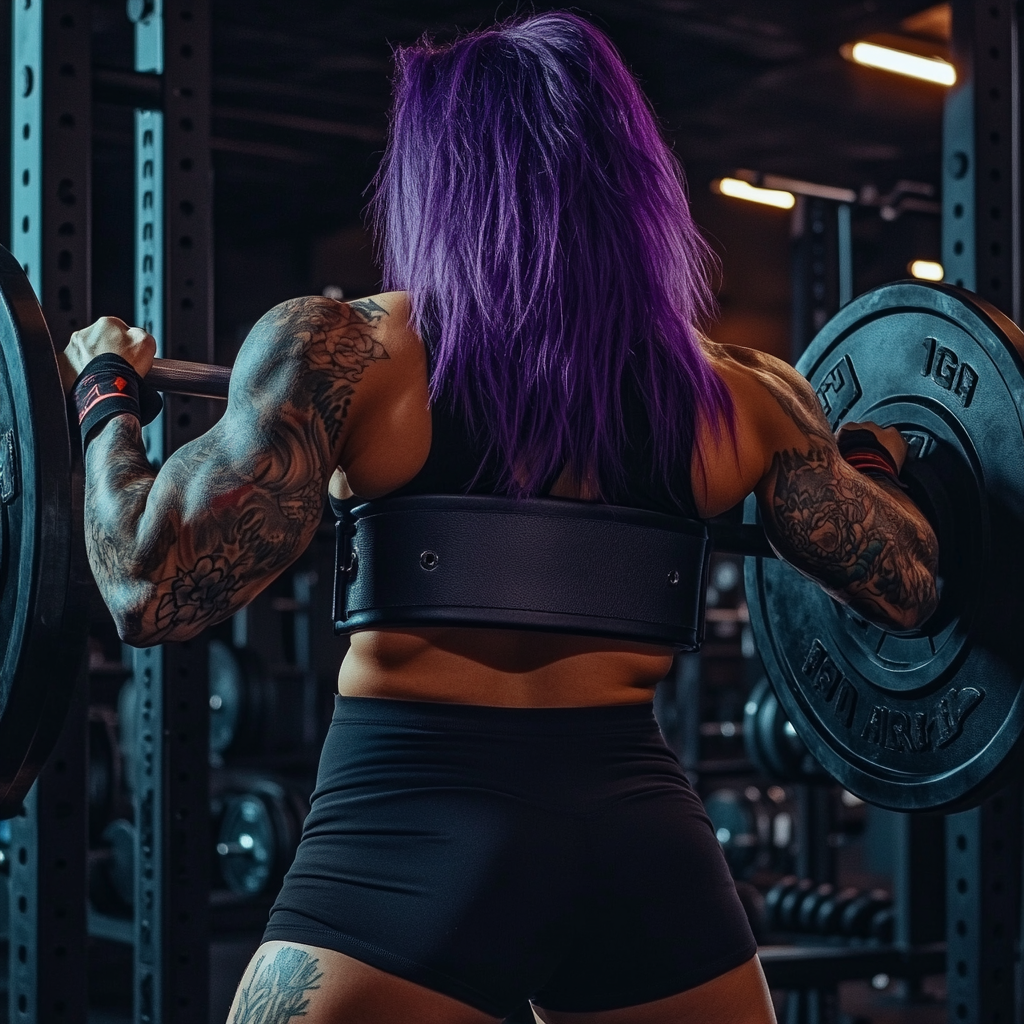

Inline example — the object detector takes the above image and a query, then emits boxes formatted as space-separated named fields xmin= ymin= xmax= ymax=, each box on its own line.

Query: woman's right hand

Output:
xmin=836 ymin=421 xmax=908 ymax=472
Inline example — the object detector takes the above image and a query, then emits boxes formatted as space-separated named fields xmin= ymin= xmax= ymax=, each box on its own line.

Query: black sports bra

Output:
xmin=386 ymin=338 xmax=700 ymax=519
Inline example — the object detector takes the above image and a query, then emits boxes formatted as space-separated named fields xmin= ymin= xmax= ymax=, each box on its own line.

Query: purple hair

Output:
xmin=371 ymin=11 xmax=733 ymax=501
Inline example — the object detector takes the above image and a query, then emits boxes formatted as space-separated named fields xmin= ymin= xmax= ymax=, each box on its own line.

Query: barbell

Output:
xmin=2 ymin=241 xmax=1024 ymax=816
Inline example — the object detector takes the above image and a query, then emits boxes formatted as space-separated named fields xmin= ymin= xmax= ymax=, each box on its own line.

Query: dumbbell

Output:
xmin=704 ymin=788 xmax=760 ymax=874
xmin=763 ymin=876 xmax=799 ymax=931
xmin=209 ymin=639 xmax=318 ymax=759
xmin=89 ymin=817 xmax=135 ymax=913
xmin=814 ymin=886 xmax=865 ymax=935
xmin=763 ymin=876 xmax=813 ymax=932
xmin=796 ymin=882 xmax=836 ymax=932
xmin=776 ymin=878 xmax=817 ymax=931
xmin=839 ymin=889 xmax=892 ymax=939
xmin=870 ymin=905 xmax=895 ymax=943
xmin=743 ymin=678 xmax=826 ymax=783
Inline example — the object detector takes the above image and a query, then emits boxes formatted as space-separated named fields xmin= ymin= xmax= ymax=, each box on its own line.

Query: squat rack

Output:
xmin=7 ymin=2 xmax=213 ymax=1021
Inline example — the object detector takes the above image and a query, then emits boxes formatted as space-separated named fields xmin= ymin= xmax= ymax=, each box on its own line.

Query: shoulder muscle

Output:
xmin=229 ymin=294 xmax=396 ymax=457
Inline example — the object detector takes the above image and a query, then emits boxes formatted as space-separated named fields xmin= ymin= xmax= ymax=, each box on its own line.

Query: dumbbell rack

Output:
xmin=671 ymin=552 xmax=950 ymax=1023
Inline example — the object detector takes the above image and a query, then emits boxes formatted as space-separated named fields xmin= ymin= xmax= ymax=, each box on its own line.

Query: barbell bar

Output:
xmin=146 ymin=357 xmax=231 ymax=399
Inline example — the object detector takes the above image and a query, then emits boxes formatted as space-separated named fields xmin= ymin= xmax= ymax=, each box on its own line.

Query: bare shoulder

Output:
xmin=345 ymin=291 xmax=416 ymax=350
xmin=330 ymin=291 xmax=423 ymax=391
xmin=230 ymin=291 xmax=420 ymax=414
xmin=704 ymin=341 xmax=824 ymax=436
xmin=236 ymin=291 xmax=414 ymax=370
xmin=703 ymin=340 xmax=835 ymax=464
xmin=690 ymin=342 xmax=817 ymax=515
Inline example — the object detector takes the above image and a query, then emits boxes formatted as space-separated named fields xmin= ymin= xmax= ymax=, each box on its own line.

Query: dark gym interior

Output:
xmin=2 ymin=1 xmax=1021 ymax=1022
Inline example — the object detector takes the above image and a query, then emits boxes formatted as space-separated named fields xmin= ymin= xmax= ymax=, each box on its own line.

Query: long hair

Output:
xmin=370 ymin=11 xmax=733 ymax=500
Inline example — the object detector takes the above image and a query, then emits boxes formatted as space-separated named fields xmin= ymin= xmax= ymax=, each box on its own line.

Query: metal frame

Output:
xmin=5 ymin=0 xmax=214 ymax=1017
xmin=130 ymin=1 xmax=213 ymax=1020
xmin=790 ymin=196 xmax=851 ymax=361
xmin=7 ymin=1 xmax=92 ymax=1020
xmin=945 ymin=796 xmax=1022 ymax=1023
xmin=943 ymin=4 xmax=1023 ymax=1022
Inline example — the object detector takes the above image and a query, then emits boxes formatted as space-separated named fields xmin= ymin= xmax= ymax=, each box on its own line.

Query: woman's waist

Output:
xmin=337 ymin=627 xmax=673 ymax=708
xmin=303 ymin=692 xmax=688 ymax=819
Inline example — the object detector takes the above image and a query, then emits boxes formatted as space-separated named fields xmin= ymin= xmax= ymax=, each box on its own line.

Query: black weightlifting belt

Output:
xmin=332 ymin=495 xmax=711 ymax=651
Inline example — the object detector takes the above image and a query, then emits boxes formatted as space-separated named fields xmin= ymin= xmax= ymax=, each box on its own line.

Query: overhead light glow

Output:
xmin=909 ymin=259 xmax=944 ymax=281
xmin=715 ymin=177 xmax=795 ymax=210
xmin=849 ymin=41 xmax=956 ymax=86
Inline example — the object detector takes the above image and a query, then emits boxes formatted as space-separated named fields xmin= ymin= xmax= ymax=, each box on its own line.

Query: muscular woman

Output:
xmin=65 ymin=12 xmax=938 ymax=1024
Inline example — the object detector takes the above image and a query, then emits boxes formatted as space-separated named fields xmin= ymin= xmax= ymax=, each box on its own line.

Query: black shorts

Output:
xmin=263 ymin=695 xmax=756 ymax=1018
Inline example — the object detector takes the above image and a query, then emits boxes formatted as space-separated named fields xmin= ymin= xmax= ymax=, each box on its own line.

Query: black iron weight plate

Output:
xmin=745 ymin=281 xmax=1024 ymax=812
xmin=0 ymin=245 xmax=88 ymax=818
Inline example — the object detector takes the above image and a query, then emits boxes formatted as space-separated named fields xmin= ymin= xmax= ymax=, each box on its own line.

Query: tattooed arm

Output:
xmin=703 ymin=343 xmax=939 ymax=630
xmin=77 ymin=296 xmax=391 ymax=646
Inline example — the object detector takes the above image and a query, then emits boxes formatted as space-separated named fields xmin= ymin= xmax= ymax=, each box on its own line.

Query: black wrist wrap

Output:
xmin=72 ymin=354 xmax=142 ymax=451
xmin=836 ymin=428 xmax=901 ymax=485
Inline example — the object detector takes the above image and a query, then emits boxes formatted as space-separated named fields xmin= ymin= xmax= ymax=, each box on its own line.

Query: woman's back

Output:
xmin=330 ymin=292 xmax=676 ymax=705
xmin=328 ymin=289 xmax=874 ymax=707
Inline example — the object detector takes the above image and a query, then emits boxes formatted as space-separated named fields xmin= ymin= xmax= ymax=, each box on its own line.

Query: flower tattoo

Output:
xmin=156 ymin=555 xmax=239 ymax=630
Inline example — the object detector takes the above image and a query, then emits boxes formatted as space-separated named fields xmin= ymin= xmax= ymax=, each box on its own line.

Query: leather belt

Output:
xmin=333 ymin=494 xmax=711 ymax=650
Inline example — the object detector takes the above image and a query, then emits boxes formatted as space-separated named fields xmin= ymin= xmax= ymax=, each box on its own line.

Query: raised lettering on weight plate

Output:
xmin=901 ymin=430 xmax=935 ymax=461
xmin=861 ymin=684 xmax=984 ymax=754
xmin=935 ymin=685 xmax=983 ymax=747
xmin=814 ymin=356 xmax=862 ymax=428
xmin=0 ymin=430 xmax=18 ymax=505
xmin=801 ymin=639 xmax=858 ymax=728
xmin=921 ymin=337 xmax=978 ymax=407
xmin=861 ymin=706 xmax=929 ymax=752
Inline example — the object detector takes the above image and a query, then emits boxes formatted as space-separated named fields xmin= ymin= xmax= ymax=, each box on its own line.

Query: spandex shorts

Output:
xmin=263 ymin=695 xmax=756 ymax=1018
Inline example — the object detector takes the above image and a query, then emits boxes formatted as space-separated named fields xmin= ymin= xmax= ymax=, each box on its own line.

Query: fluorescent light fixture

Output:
xmin=848 ymin=41 xmax=956 ymax=86
xmin=909 ymin=259 xmax=944 ymax=281
xmin=715 ymin=177 xmax=795 ymax=210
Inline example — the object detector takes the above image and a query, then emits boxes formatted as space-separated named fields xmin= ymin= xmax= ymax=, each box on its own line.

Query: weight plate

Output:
xmin=0 ymin=244 xmax=89 ymax=817
xmin=745 ymin=281 xmax=1024 ymax=811
xmin=743 ymin=677 xmax=826 ymax=783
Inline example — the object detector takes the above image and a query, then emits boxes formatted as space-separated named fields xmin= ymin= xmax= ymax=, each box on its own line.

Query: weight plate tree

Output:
xmin=745 ymin=281 xmax=1024 ymax=812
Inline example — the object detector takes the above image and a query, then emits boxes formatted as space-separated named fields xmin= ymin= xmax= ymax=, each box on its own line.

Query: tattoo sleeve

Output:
xmin=84 ymin=296 xmax=389 ymax=645
xmin=715 ymin=344 xmax=939 ymax=630
xmin=761 ymin=443 xmax=939 ymax=629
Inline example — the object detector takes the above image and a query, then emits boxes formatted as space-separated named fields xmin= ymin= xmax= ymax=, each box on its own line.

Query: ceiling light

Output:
xmin=714 ymin=177 xmax=795 ymax=210
xmin=847 ymin=41 xmax=956 ymax=86
xmin=909 ymin=259 xmax=944 ymax=281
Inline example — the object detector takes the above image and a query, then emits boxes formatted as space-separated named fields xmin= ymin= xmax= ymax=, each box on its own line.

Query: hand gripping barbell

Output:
xmin=2 ymin=242 xmax=1024 ymax=815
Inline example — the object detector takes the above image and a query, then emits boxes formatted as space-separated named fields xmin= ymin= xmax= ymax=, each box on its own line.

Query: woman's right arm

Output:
xmin=714 ymin=345 xmax=939 ymax=631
